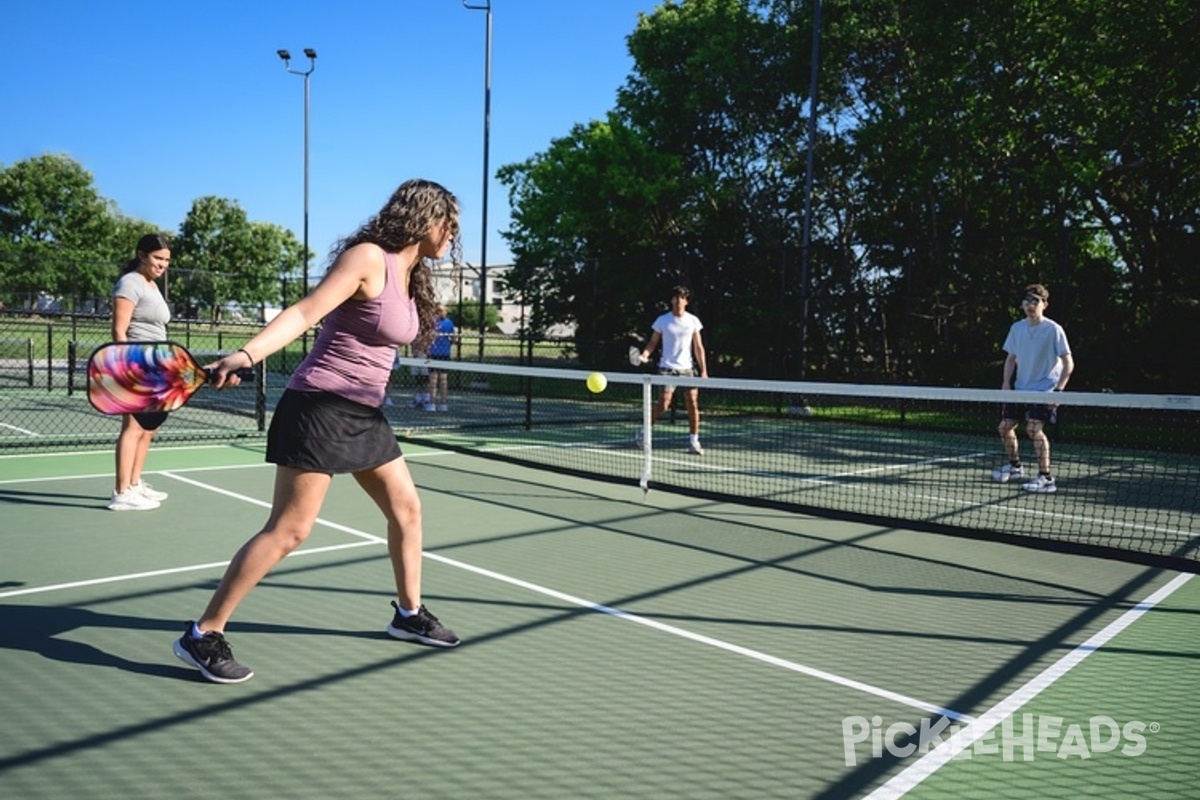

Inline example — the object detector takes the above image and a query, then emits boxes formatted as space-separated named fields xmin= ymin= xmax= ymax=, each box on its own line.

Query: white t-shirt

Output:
xmin=652 ymin=310 xmax=703 ymax=371
xmin=1002 ymin=317 xmax=1070 ymax=391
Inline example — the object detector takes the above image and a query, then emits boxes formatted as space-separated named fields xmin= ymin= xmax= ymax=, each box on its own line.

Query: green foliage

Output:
xmin=497 ymin=0 xmax=1200 ymax=390
xmin=0 ymin=154 xmax=120 ymax=300
xmin=169 ymin=197 xmax=304 ymax=322
xmin=447 ymin=299 xmax=501 ymax=332
xmin=0 ymin=154 xmax=307 ymax=319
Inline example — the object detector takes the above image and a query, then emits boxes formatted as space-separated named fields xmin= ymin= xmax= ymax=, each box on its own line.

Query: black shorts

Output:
xmin=266 ymin=389 xmax=402 ymax=474
xmin=1000 ymin=402 xmax=1058 ymax=425
xmin=132 ymin=411 xmax=168 ymax=431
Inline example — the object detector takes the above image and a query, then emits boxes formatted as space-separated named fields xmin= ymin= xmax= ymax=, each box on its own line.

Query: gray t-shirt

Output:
xmin=113 ymin=271 xmax=171 ymax=341
xmin=1001 ymin=317 xmax=1071 ymax=392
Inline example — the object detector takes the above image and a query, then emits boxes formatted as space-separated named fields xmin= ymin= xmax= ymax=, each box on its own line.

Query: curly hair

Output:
xmin=327 ymin=179 xmax=463 ymax=350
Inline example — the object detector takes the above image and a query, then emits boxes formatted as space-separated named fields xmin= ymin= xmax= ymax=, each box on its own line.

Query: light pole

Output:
xmin=798 ymin=1 xmax=820 ymax=382
xmin=462 ymin=0 xmax=491 ymax=358
xmin=277 ymin=48 xmax=316 ymax=316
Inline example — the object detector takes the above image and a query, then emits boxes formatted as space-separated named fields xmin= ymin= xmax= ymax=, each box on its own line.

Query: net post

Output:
xmin=640 ymin=376 xmax=653 ymax=498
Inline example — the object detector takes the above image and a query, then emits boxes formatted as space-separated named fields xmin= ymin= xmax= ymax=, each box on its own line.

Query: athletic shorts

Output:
xmin=266 ymin=389 xmax=402 ymax=474
xmin=132 ymin=411 xmax=168 ymax=431
xmin=1000 ymin=402 xmax=1058 ymax=425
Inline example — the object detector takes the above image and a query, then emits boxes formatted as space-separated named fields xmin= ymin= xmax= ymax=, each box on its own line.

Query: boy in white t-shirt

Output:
xmin=636 ymin=286 xmax=709 ymax=455
xmin=992 ymin=283 xmax=1075 ymax=493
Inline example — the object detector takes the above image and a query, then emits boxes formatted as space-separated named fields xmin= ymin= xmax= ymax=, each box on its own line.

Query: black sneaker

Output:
xmin=386 ymin=602 xmax=461 ymax=647
xmin=173 ymin=623 xmax=254 ymax=683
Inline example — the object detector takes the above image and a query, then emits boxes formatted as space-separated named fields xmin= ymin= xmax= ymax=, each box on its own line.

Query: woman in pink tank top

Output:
xmin=170 ymin=179 xmax=464 ymax=684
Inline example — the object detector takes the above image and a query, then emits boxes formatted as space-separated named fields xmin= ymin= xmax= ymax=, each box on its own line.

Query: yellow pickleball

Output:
xmin=586 ymin=372 xmax=608 ymax=393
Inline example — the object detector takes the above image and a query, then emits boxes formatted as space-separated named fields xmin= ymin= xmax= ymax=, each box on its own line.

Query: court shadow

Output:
xmin=0 ymin=487 xmax=104 ymax=510
xmin=0 ymin=603 xmax=193 ymax=679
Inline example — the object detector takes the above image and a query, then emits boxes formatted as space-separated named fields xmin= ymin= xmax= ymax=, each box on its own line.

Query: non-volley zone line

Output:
xmin=2 ymin=460 xmax=966 ymax=720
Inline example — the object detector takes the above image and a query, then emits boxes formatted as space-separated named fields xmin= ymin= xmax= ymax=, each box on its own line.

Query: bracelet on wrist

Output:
xmin=237 ymin=348 xmax=254 ymax=367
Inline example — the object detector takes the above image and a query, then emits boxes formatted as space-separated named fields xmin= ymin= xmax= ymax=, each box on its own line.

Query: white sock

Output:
xmin=189 ymin=622 xmax=206 ymax=639
xmin=398 ymin=606 xmax=419 ymax=618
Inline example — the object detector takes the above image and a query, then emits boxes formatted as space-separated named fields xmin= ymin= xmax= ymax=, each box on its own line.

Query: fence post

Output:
xmin=67 ymin=340 xmax=76 ymax=396
xmin=46 ymin=324 xmax=53 ymax=392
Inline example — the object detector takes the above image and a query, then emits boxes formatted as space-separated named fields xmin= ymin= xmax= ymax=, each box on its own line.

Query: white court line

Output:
xmin=864 ymin=571 xmax=1194 ymax=799
xmin=0 ymin=541 xmax=379 ymax=599
xmin=0 ymin=443 xmax=263 ymax=459
xmin=0 ymin=422 xmax=40 ymax=436
xmin=421 ymin=548 xmax=972 ymax=721
xmin=0 ymin=448 xmax=459 ymax=485
xmin=3 ymin=464 xmax=968 ymax=721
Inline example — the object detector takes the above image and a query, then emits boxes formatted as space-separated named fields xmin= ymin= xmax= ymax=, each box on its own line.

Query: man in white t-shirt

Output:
xmin=992 ymin=283 xmax=1074 ymax=493
xmin=636 ymin=286 xmax=708 ymax=455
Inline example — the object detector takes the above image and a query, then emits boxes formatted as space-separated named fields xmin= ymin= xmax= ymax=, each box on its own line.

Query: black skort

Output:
xmin=266 ymin=389 xmax=402 ymax=474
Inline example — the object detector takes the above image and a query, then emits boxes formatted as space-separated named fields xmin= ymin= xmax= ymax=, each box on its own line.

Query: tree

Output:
xmin=499 ymin=114 xmax=690 ymax=363
xmin=0 ymin=154 xmax=120 ymax=301
xmin=500 ymin=0 xmax=1199 ymax=388
xmin=172 ymin=197 xmax=298 ymax=322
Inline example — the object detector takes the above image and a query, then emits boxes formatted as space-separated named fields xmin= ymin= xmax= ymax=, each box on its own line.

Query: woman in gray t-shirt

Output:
xmin=108 ymin=233 xmax=173 ymax=511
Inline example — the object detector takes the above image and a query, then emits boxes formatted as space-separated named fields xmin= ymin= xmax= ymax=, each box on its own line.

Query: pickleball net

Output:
xmin=389 ymin=358 xmax=1200 ymax=570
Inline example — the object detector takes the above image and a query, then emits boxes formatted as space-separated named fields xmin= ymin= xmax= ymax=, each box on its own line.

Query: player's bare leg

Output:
xmin=685 ymin=388 xmax=700 ymax=435
xmin=685 ymin=387 xmax=702 ymax=454
xmin=198 ymin=467 xmax=331 ymax=632
xmin=651 ymin=386 xmax=674 ymax=425
xmin=357 ymin=457 xmax=460 ymax=647
xmin=355 ymin=457 xmax=424 ymax=610
xmin=1027 ymin=419 xmax=1051 ymax=474
xmin=998 ymin=418 xmax=1020 ymax=463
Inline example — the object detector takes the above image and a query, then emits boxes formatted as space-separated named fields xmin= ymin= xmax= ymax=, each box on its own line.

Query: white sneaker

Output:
xmin=135 ymin=480 xmax=169 ymax=502
xmin=437 ymin=404 xmax=449 ymax=412
xmin=108 ymin=487 xmax=161 ymax=511
xmin=992 ymin=464 xmax=1024 ymax=483
xmin=688 ymin=440 xmax=704 ymax=456
xmin=424 ymin=402 xmax=437 ymax=412
xmin=1021 ymin=475 xmax=1057 ymax=493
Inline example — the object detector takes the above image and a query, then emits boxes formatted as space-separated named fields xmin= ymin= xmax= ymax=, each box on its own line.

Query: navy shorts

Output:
xmin=1000 ymin=403 xmax=1058 ymax=425
xmin=266 ymin=389 xmax=402 ymax=474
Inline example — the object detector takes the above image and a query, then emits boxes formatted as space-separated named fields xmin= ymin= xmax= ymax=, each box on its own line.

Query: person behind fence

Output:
xmin=408 ymin=345 xmax=431 ymax=409
xmin=636 ymin=285 xmax=709 ymax=455
xmin=108 ymin=232 xmax=173 ymax=512
xmin=171 ymin=178 xmax=464 ymax=684
xmin=426 ymin=303 xmax=454 ymax=411
xmin=992 ymin=283 xmax=1075 ymax=493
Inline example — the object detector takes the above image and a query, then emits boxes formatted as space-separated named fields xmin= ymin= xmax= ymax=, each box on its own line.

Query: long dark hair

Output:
xmin=327 ymin=179 xmax=463 ymax=350
xmin=122 ymin=233 xmax=172 ymax=274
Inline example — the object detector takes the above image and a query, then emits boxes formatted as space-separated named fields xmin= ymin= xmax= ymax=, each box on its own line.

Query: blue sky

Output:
xmin=0 ymin=0 xmax=663 ymax=273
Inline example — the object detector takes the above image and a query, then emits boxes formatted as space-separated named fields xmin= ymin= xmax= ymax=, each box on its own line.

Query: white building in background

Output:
xmin=431 ymin=261 xmax=574 ymax=337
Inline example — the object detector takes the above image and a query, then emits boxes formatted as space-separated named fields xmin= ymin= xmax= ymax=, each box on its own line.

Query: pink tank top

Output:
xmin=288 ymin=250 xmax=419 ymax=407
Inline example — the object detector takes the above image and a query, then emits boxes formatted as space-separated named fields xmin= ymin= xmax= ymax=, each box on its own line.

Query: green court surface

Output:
xmin=1 ymin=443 xmax=1196 ymax=799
